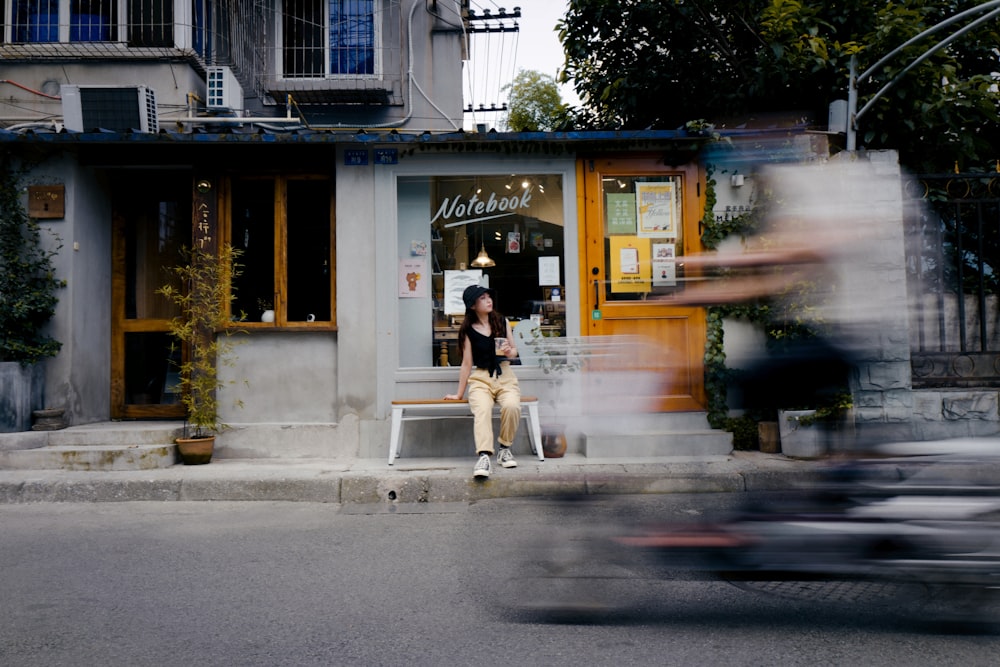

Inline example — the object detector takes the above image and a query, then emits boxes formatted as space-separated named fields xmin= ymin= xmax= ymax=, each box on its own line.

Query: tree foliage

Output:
xmin=503 ymin=69 xmax=567 ymax=132
xmin=559 ymin=0 xmax=1000 ymax=171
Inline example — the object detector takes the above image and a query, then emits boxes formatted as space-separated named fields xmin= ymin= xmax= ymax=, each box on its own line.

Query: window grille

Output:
xmin=282 ymin=0 xmax=377 ymax=78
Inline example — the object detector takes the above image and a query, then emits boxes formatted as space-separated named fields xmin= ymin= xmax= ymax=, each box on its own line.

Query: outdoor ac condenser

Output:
xmin=206 ymin=66 xmax=243 ymax=113
xmin=61 ymin=85 xmax=159 ymax=133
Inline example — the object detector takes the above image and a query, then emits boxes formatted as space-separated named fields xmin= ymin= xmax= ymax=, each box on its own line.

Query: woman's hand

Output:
xmin=443 ymin=394 xmax=461 ymax=400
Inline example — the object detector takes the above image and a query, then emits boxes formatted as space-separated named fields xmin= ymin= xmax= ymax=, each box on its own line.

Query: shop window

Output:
xmin=282 ymin=0 xmax=376 ymax=78
xmin=397 ymin=174 xmax=565 ymax=368
xmin=229 ymin=175 xmax=335 ymax=328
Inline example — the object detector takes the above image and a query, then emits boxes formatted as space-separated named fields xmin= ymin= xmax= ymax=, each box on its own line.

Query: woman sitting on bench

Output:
xmin=444 ymin=284 xmax=520 ymax=479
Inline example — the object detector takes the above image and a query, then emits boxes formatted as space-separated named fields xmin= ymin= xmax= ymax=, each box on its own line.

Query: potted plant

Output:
xmin=256 ymin=297 xmax=275 ymax=323
xmin=0 ymin=159 xmax=64 ymax=432
xmin=157 ymin=243 xmax=244 ymax=464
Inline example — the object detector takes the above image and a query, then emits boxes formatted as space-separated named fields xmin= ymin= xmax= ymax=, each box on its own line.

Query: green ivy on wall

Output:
xmin=699 ymin=165 xmax=767 ymax=448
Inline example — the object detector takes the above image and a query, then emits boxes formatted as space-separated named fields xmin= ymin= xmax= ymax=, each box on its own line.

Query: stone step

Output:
xmin=47 ymin=422 xmax=184 ymax=447
xmin=0 ymin=421 xmax=184 ymax=471
xmin=583 ymin=430 xmax=734 ymax=458
xmin=0 ymin=443 xmax=177 ymax=471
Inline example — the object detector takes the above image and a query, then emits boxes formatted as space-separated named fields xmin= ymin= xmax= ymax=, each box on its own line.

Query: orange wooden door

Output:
xmin=577 ymin=157 xmax=706 ymax=412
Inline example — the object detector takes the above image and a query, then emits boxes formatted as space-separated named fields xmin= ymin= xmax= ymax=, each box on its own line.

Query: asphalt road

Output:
xmin=2 ymin=493 xmax=999 ymax=667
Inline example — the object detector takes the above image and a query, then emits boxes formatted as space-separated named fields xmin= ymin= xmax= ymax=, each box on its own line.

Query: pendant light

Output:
xmin=469 ymin=221 xmax=495 ymax=267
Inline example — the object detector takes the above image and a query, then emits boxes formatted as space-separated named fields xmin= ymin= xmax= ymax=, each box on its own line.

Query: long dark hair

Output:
xmin=457 ymin=306 xmax=506 ymax=348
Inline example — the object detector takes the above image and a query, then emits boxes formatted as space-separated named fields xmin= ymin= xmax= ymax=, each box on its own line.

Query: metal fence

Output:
xmin=905 ymin=172 xmax=1000 ymax=387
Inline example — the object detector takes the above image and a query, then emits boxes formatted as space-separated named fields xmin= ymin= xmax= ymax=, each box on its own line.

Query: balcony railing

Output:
xmin=1 ymin=1 xmax=268 ymax=98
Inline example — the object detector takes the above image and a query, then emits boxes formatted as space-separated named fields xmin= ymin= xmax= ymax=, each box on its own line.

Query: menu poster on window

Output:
xmin=507 ymin=231 xmax=521 ymax=253
xmin=609 ymin=236 xmax=651 ymax=293
xmin=652 ymin=242 xmax=677 ymax=287
xmin=538 ymin=256 xmax=560 ymax=286
xmin=636 ymin=182 xmax=676 ymax=238
xmin=398 ymin=258 xmax=428 ymax=298
xmin=444 ymin=269 xmax=483 ymax=315
xmin=606 ymin=193 xmax=636 ymax=234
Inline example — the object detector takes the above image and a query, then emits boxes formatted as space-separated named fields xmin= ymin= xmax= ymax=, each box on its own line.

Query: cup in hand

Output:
xmin=494 ymin=337 xmax=507 ymax=355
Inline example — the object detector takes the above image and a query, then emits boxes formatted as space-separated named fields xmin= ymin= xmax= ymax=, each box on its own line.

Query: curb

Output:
xmin=0 ymin=454 xmax=822 ymax=504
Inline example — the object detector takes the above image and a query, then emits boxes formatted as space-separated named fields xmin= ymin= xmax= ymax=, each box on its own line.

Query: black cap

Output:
xmin=462 ymin=284 xmax=496 ymax=310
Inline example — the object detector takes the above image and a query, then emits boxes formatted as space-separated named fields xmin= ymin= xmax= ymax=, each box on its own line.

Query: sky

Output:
xmin=463 ymin=0 xmax=580 ymax=130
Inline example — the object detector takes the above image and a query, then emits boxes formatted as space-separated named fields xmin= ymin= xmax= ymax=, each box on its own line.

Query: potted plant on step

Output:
xmin=0 ymin=159 xmax=65 ymax=432
xmin=158 ymin=243 xmax=244 ymax=464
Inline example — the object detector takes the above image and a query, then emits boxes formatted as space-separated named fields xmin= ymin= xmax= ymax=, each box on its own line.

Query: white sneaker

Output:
xmin=497 ymin=446 xmax=517 ymax=468
xmin=473 ymin=453 xmax=491 ymax=478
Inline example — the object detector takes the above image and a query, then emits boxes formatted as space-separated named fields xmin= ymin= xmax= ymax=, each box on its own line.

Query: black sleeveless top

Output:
xmin=468 ymin=327 xmax=504 ymax=377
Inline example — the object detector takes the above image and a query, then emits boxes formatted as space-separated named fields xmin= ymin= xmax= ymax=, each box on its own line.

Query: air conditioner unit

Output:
xmin=206 ymin=66 xmax=243 ymax=113
xmin=61 ymin=85 xmax=158 ymax=133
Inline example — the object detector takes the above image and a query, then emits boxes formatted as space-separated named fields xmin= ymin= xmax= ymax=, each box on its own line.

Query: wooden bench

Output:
xmin=388 ymin=396 xmax=543 ymax=465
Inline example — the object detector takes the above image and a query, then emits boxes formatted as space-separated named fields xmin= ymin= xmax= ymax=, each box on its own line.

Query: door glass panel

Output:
xmin=124 ymin=332 xmax=181 ymax=405
xmin=126 ymin=200 xmax=187 ymax=320
xmin=601 ymin=175 xmax=685 ymax=303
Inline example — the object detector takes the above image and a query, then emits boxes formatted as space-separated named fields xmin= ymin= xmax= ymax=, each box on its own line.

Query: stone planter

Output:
xmin=777 ymin=409 xmax=825 ymax=459
xmin=0 ymin=362 xmax=44 ymax=433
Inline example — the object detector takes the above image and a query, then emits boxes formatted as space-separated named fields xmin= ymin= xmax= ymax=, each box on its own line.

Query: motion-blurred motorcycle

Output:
xmin=510 ymin=439 xmax=1000 ymax=626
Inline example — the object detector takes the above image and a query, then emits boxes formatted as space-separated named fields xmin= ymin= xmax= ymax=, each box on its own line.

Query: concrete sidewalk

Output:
xmin=0 ymin=451 xmax=821 ymax=504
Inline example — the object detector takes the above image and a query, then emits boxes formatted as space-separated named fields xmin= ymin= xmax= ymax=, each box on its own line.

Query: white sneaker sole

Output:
xmin=498 ymin=459 xmax=517 ymax=468
xmin=473 ymin=468 xmax=491 ymax=478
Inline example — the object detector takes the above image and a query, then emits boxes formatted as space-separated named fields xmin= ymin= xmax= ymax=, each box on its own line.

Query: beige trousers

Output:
xmin=467 ymin=363 xmax=521 ymax=455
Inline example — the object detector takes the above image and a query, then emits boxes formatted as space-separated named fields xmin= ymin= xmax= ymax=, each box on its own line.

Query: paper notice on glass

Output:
xmin=636 ymin=182 xmax=676 ymax=238
xmin=652 ymin=243 xmax=677 ymax=287
xmin=444 ymin=269 xmax=483 ymax=315
xmin=609 ymin=236 xmax=651 ymax=293
xmin=507 ymin=231 xmax=521 ymax=253
xmin=606 ymin=193 xmax=636 ymax=234
xmin=398 ymin=257 xmax=428 ymax=297
xmin=538 ymin=256 xmax=560 ymax=286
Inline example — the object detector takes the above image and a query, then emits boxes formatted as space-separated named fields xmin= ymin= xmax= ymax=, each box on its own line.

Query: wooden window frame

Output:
xmin=221 ymin=173 xmax=337 ymax=331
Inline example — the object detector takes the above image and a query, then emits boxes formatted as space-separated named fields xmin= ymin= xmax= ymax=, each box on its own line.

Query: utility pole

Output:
xmin=846 ymin=0 xmax=1000 ymax=152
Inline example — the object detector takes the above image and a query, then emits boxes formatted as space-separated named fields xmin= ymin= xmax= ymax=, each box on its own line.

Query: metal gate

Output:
xmin=905 ymin=172 xmax=1000 ymax=387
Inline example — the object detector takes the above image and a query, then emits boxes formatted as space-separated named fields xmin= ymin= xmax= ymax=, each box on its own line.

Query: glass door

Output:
xmin=580 ymin=157 xmax=707 ymax=412
xmin=111 ymin=171 xmax=192 ymax=418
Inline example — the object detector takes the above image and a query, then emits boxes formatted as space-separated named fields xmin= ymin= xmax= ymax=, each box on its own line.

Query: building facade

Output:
xmin=2 ymin=2 xmax=994 ymax=456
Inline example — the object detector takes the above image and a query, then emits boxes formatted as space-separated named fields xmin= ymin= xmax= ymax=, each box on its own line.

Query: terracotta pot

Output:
xmin=541 ymin=426 xmax=567 ymax=458
xmin=175 ymin=435 xmax=215 ymax=465
xmin=757 ymin=421 xmax=780 ymax=454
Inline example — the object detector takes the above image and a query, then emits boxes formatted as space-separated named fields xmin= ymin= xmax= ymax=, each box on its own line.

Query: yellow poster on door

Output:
xmin=609 ymin=236 xmax=651 ymax=293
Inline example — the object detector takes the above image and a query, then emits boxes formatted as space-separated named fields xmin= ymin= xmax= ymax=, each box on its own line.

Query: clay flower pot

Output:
xmin=175 ymin=435 xmax=215 ymax=465
xmin=541 ymin=425 xmax=567 ymax=458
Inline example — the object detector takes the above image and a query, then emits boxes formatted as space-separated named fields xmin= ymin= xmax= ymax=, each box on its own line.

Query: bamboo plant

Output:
xmin=157 ymin=243 xmax=244 ymax=438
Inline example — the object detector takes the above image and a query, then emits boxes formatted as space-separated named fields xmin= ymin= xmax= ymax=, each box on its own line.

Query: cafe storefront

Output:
xmin=373 ymin=145 xmax=710 ymax=458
